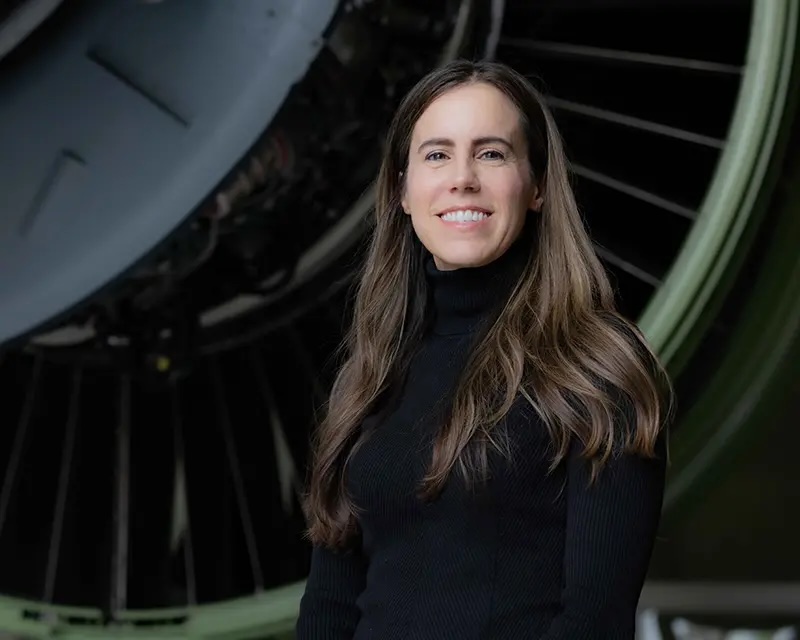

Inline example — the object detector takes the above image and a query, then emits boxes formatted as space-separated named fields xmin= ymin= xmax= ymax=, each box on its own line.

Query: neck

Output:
xmin=424 ymin=221 xmax=534 ymax=336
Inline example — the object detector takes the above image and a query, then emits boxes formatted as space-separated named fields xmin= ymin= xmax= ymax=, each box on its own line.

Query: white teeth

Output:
xmin=440 ymin=209 xmax=489 ymax=222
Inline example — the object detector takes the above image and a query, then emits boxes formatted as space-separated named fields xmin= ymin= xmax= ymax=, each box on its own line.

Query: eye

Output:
xmin=425 ymin=151 xmax=448 ymax=162
xmin=478 ymin=149 xmax=505 ymax=161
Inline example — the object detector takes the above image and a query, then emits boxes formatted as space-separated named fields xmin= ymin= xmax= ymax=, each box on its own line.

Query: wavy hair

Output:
xmin=305 ymin=59 xmax=672 ymax=548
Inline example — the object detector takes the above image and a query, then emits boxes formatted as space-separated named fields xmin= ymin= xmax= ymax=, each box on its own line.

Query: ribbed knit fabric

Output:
xmin=296 ymin=230 xmax=667 ymax=639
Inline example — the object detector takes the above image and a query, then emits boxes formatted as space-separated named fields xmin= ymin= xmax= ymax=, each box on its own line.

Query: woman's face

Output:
xmin=401 ymin=82 xmax=541 ymax=271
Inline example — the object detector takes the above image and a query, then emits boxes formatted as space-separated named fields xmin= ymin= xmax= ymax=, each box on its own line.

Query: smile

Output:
xmin=437 ymin=208 xmax=492 ymax=223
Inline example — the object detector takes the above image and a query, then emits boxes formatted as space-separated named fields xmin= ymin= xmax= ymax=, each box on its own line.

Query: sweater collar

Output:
xmin=424 ymin=221 xmax=534 ymax=336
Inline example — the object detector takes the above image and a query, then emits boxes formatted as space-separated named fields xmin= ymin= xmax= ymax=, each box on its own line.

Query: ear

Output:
xmin=529 ymin=186 xmax=543 ymax=212
xmin=400 ymin=171 xmax=410 ymax=215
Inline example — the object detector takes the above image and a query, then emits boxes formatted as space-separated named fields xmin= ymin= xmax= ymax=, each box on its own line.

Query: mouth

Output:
xmin=436 ymin=208 xmax=493 ymax=223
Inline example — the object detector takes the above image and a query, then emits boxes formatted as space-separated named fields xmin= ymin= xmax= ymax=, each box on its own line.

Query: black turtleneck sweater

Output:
xmin=296 ymin=233 xmax=667 ymax=639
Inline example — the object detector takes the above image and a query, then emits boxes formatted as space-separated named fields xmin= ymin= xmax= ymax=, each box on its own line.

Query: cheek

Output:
xmin=404 ymin=168 xmax=444 ymax=209
xmin=498 ymin=173 xmax=535 ymax=212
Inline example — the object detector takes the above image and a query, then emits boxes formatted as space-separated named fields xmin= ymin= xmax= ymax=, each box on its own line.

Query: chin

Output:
xmin=432 ymin=246 xmax=498 ymax=271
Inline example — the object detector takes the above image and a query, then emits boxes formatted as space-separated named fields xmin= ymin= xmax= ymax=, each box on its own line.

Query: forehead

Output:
xmin=411 ymin=82 xmax=523 ymax=142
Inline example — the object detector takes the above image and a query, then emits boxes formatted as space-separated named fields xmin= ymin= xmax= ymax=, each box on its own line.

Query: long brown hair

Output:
xmin=305 ymin=59 xmax=672 ymax=548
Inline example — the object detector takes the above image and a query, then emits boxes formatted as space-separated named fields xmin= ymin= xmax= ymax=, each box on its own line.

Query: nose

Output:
xmin=450 ymin=158 xmax=480 ymax=192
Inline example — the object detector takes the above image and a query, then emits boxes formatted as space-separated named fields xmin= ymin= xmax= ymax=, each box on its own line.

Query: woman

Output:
xmin=296 ymin=59 xmax=672 ymax=639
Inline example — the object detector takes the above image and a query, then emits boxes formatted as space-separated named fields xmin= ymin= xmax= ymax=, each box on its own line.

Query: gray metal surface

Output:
xmin=0 ymin=0 xmax=338 ymax=345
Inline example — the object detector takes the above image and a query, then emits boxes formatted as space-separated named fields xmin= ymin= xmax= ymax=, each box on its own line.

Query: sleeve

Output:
xmin=539 ymin=430 xmax=667 ymax=639
xmin=295 ymin=541 xmax=368 ymax=639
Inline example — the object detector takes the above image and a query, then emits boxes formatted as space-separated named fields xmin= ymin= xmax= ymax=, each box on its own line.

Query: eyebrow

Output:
xmin=416 ymin=136 xmax=514 ymax=153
